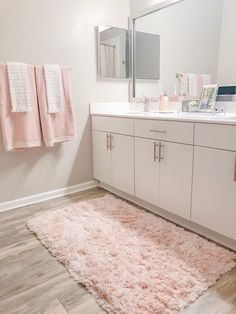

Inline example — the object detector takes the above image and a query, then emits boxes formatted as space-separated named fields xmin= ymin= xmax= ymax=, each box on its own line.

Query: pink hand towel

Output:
xmin=35 ymin=66 xmax=76 ymax=147
xmin=0 ymin=64 xmax=42 ymax=152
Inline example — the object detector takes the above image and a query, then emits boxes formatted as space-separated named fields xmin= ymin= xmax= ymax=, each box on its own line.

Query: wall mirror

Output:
xmin=97 ymin=25 xmax=129 ymax=79
xmin=131 ymin=0 xmax=236 ymax=100
xmin=97 ymin=25 xmax=160 ymax=81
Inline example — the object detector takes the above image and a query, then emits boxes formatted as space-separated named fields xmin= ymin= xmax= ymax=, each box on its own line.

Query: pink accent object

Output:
xmin=0 ymin=64 xmax=41 ymax=152
xmin=35 ymin=65 xmax=76 ymax=147
xmin=27 ymin=194 xmax=236 ymax=314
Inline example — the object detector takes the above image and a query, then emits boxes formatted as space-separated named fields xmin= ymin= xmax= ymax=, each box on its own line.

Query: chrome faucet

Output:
xmin=133 ymin=95 xmax=158 ymax=112
xmin=142 ymin=95 xmax=150 ymax=112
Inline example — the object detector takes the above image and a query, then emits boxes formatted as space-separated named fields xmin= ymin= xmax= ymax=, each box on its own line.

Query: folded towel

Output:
xmin=6 ymin=62 xmax=31 ymax=112
xmin=180 ymin=73 xmax=189 ymax=97
xmin=43 ymin=64 xmax=64 ymax=113
xmin=35 ymin=65 xmax=76 ymax=147
xmin=180 ymin=73 xmax=198 ymax=97
xmin=0 ymin=64 xmax=42 ymax=152
xmin=188 ymin=73 xmax=198 ymax=97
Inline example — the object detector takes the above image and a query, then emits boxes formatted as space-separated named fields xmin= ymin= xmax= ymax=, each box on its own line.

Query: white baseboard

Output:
xmin=0 ymin=180 xmax=98 ymax=213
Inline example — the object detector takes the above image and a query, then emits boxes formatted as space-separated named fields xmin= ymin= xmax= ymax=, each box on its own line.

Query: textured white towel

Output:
xmin=6 ymin=62 xmax=31 ymax=112
xmin=180 ymin=73 xmax=198 ymax=97
xmin=43 ymin=64 xmax=64 ymax=113
xmin=188 ymin=73 xmax=198 ymax=97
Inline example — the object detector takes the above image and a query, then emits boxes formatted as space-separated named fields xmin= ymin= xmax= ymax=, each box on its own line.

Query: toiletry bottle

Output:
xmin=163 ymin=91 xmax=169 ymax=111
xmin=159 ymin=85 xmax=164 ymax=111
xmin=173 ymin=85 xmax=178 ymax=101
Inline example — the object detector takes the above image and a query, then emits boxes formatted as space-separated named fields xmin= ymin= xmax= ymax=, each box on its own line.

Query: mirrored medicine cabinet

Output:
xmin=96 ymin=25 xmax=160 ymax=81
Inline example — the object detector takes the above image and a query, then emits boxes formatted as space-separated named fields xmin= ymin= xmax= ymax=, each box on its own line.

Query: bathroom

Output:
xmin=0 ymin=0 xmax=236 ymax=313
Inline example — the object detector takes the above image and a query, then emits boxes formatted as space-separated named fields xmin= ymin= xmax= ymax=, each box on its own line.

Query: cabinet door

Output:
xmin=159 ymin=142 xmax=193 ymax=219
xmin=92 ymin=131 xmax=112 ymax=185
xmin=135 ymin=137 xmax=159 ymax=205
xmin=111 ymin=134 xmax=134 ymax=195
xmin=192 ymin=147 xmax=236 ymax=240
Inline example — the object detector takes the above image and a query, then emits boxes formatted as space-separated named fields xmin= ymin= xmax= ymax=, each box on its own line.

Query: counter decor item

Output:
xmin=181 ymin=99 xmax=199 ymax=112
xmin=198 ymin=84 xmax=218 ymax=113
xmin=159 ymin=90 xmax=169 ymax=112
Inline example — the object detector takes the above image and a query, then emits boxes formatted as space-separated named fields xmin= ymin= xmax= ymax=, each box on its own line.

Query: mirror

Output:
xmin=97 ymin=25 xmax=160 ymax=81
xmin=97 ymin=26 xmax=129 ymax=79
xmin=132 ymin=0 xmax=236 ymax=99
xmin=135 ymin=32 xmax=160 ymax=80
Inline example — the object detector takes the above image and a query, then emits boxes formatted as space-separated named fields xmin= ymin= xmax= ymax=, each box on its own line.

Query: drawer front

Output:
xmin=195 ymin=123 xmax=236 ymax=151
xmin=135 ymin=119 xmax=194 ymax=144
xmin=92 ymin=116 xmax=134 ymax=136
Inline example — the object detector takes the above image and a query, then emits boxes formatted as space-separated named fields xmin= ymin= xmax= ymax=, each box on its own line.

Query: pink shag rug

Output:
xmin=27 ymin=194 xmax=236 ymax=314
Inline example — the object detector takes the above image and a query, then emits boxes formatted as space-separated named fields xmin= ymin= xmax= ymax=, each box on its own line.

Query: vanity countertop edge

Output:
xmin=90 ymin=112 xmax=236 ymax=126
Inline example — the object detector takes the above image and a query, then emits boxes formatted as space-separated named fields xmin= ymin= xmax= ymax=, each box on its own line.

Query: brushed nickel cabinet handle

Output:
xmin=154 ymin=142 xmax=159 ymax=162
xmin=159 ymin=142 xmax=164 ymax=163
xmin=234 ymin=155 xmax=236 ymax=182
xmin=106 ymin=134 xmax=110 ymax=150
xmin=109 ymin=135 xmax=113 ymax=150
xmin=150 ymin=130 xmax=167 ymax=134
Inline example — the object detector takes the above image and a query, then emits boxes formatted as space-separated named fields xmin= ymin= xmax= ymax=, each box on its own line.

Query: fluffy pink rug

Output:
xmin=27 ymin=194 xmax=235 ymax=314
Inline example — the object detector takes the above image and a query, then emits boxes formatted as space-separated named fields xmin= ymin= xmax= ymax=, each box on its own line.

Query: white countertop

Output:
xmin=90 ymin=102 xmax=236 ymax=125
xmin=91 ymin=112 xmax=236 ymax=125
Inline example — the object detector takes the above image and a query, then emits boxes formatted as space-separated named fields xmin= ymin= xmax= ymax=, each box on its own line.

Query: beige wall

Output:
xmin=0 ymin=0 xmax=129 ymax=202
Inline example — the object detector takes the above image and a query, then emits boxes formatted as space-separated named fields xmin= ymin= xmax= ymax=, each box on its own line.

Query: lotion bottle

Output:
xmin=159 ymin=84 xmax=164 ymax=111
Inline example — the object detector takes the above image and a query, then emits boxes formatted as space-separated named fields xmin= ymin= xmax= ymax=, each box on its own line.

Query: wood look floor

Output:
xmin=0 ymin=187 xmax=235 ymax=314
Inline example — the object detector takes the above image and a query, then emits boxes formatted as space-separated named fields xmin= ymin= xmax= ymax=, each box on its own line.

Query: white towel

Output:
xmin=43 ymin=64 xmax=64 ymax=113
xmin=188 ymin=73 xmax=198 ymax=97
xmin=6 ymin=62 xmax=31 ymax=112
xmin=180 ymin=73 xmax=189 ymax=96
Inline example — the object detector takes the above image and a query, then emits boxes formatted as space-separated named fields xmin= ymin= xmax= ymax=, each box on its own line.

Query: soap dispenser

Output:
xmin=160 ymin=90 xmax=169 ymax=112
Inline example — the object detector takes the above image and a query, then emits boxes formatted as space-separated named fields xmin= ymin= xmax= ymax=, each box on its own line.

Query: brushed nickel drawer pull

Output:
xmin=159 ymin=142 xmax=164 ymax=163
xmin=150 ymin=130 xmax=167 ymax=134
xmin=154 ymin=142 xmax=159 ymax=162
xmin=234 ymin=155 xmax=236 ymax=182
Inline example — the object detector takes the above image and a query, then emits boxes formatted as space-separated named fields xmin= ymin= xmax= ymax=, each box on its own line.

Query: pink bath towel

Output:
xmin=35 ymin=65 xmax=76 ymax=147
xmin=0 ymin=64 xmax=42 ymax=152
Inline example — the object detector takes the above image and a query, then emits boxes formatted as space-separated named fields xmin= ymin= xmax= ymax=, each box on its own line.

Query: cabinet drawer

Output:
xmin=135 ymin=119 xmax=194 ymax=144
xmin=92 ymin=116 xmax=134 ymax=136
xmin=195 ymin=123 xmax=236 ymax=151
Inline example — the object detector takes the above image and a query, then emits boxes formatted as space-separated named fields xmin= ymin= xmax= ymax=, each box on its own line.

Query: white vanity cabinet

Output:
xmin=134 ymin=119 xmax=194 ymax=219
xmin=92 ymin=116 xmax=134 ymax=195
xmin=111 ymin=133 xmax=134 ymax=195
xmin=192 ymin=124 xmax=236 ymax=240
xmin=159 ymin=141 xmax=193 ymax=219
xmin=93 ymin=130 xmax=112 ymax=186
xmin=135 ymin=137 xmax=160 ymax=206
xmin=92 ymin=113 xmax=236 ymax=247
xmin=135 ymin=138 xmax=193 ymax=219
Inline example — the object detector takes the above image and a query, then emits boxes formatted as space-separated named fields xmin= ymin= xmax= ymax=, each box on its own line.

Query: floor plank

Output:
xmin=0 ymin=187 xmax=235 ymax=314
